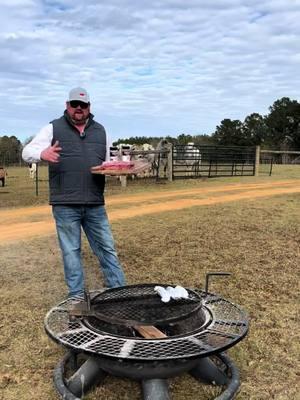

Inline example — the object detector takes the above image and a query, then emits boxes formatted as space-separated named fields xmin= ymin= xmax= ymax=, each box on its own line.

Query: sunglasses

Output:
xmin=69 ymin=101 xmax=89 ymax=109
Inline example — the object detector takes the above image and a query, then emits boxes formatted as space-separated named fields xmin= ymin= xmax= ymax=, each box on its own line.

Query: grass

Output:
xmin=1 ymin=163 xmax=300 ymax=209
xmin=0 ymin=166 xmax=300 ymax=399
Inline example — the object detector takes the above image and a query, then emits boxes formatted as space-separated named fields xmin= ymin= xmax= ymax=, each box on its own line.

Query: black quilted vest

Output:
xmin=49 ymin=112 xmax=106 ymax=205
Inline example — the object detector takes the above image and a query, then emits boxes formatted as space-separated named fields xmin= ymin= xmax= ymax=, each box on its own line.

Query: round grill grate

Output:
xmin=88 ymin=284 xmax=202 ymax=326
xmin=45 ymin=287 xmax=249 ymax=361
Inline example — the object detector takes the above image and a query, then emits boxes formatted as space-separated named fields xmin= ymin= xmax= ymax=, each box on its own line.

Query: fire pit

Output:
xmin=45 ymin=279 xmax=249 ymax=399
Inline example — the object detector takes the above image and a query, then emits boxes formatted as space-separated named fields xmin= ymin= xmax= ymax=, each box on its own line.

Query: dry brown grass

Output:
xmin=1 ymin=163 xmax=300 ymax=209
xmin=1 ymin=173 xmax=300 ymax=399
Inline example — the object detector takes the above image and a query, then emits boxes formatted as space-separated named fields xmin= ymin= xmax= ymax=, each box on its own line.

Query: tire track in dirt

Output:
xmin=108 ymin=186 xmax=300 ymax=220
xmin=1 ymin=179 xmax=299 ymax=222
xmin=1 ymin=180 xmax=300 ymax=244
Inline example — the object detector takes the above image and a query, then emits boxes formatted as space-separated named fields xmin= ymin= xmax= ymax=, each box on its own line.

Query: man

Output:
xmin=22 ymin=87 xmax=126 ymax=299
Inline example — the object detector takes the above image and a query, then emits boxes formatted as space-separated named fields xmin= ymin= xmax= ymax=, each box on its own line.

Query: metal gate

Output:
xmin=172 ymin=144 xmax=256 ymax=179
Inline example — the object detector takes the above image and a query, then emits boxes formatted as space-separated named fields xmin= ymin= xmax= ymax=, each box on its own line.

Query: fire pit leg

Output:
xmin=53 ymin=352 xmax=106 ymax=399
xmin=67 ymin=356 xmax=107 ymax=397
xmin=190 ymin=353 xmax=241 ymax=400
xmin=142 ymin=379 xmax=171 ymax=400
xmin=189 ymin=356 xmax=228 ymax=385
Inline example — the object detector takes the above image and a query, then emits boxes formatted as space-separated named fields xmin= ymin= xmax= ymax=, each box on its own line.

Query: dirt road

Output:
xmin=1 ymin=179 xmax=300 ymax=244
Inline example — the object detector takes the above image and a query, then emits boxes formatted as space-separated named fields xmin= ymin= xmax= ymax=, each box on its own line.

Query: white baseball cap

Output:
xmin=68 ymin=87 xmax=90 ymax=103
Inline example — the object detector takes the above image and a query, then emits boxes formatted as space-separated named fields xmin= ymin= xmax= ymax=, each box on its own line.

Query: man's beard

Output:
xmin=71 ymin=113 xmax=88 ymax=125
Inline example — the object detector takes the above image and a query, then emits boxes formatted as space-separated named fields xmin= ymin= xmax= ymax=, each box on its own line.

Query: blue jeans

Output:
xmin=52 ymin=205 xmax=126 ymax=297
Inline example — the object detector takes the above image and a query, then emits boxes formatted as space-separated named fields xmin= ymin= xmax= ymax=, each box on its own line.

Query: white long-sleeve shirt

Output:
xmin=22 ymin=123 xmax=111 ymax=163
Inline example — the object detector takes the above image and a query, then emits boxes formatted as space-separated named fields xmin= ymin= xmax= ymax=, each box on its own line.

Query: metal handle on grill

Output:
xmin=84 ymin=289 xmax=91 ymax=311
xmin=205 ymin=272 xmax=231 ymax=294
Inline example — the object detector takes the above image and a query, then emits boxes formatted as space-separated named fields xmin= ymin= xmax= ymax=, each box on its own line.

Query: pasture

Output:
xmin=0 ymin=165 xmax=300 ymax=399
xmin=0 ymin=163 xmax=295 ymax=209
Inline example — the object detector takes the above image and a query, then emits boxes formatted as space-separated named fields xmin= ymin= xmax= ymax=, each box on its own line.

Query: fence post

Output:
xmin=120 ymin=175 xmax=127 ymax=187
xmin=254 ymin=146 xmax=260 ymax=176
xmin=35 ymin=163 xmax=39 ymax=196
xmin=168 ymin=144 xmax=173 ymax=181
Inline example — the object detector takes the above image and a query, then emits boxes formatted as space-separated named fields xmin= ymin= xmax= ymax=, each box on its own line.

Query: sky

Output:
xmin=1 ymin=0 xmax=300 ymax=144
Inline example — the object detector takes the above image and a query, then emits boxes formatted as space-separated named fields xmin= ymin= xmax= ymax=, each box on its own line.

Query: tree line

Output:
xmin=114 ymin=97 xmax=300 ymax=150
xmin=0 ymin=136 xmax=22 ymax=166
xmin=1 ymin=96 xmax=300 ymax=166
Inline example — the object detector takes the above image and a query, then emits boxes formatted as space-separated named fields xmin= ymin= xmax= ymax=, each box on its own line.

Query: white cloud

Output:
xmin=0 ymin=0 xmax=300 ymax=142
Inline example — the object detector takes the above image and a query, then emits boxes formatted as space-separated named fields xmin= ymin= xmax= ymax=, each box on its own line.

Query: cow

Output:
xmin=184 ymin=142 xmax=201 ymax=176
xmin=133 ymin=143 xmax=156 ymax=177
xmin=107 ymin=144 xmax=135 ymax=185
xmin=118 ymin=144 xmax=132 ymax=162
xmin=29 ymin=162 xmax=37 ymax=179
xmin=141 ymin=143 xmax=154 ymax=152
xmin=109 ymin=143 xmax=162 ymax=180
xmin=114 ymin=143 xmax=155 ymax=178
xmin=109 ymin=146 xmax=119 ymax=162
xmin=173 ymin=142 xmax=202 ymax=177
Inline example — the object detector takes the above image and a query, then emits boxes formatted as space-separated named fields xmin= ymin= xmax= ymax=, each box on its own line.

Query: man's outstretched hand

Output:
xmin=41 ymin=140 xmax=62 ymax=163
